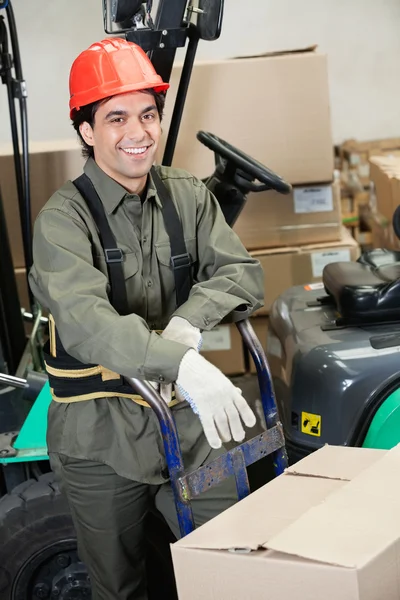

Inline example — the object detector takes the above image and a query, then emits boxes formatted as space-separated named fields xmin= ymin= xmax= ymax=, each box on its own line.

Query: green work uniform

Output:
xmin=29 ymin=157 xmax=264 ymax=599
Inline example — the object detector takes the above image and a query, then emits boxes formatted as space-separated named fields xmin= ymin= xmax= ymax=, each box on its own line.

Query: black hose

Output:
xmin=19 ymin=96 xmax=33 ymax=273
xmin=5 ymin=68 xmax=25 ymax=239
xmin=5 ymin=2 xmax=22 ymax=80
xmin=0 ymin=16 xmax=25 ymax=226
xmin=6 ymin=2 xmax=33 ymax=303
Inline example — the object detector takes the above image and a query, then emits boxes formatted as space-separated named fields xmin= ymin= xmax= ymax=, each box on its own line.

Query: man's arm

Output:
xmin=172 ymin=179 xmax=264 ymax=330
xmin=29 ymin=207 xmax=188 ymax=383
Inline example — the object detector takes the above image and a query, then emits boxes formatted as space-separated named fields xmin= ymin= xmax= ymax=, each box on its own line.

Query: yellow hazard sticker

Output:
xmin=301 ymin=412 xmax=321 ymax=437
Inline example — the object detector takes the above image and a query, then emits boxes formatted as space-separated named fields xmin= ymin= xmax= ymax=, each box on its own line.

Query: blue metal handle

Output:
xmin=236 ymin=319 xmax=288 ymax=476
xmin=124 ymin=377 xmax=196 ymax=537
xmin=126 ymin=318 xmax=287 ymax=537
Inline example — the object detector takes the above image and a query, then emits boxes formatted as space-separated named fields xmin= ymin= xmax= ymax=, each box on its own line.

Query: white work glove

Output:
xmin=153 ymin=317 xmax=203 ymax=403
xmin=176 ymin=349 xmax=256 ymax=449
xmin=161 ymin=316 xmax=202 ymax=351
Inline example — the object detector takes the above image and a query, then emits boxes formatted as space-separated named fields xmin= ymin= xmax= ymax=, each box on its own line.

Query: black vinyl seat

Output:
xmin=322 ymin=249 xmax=400 ymax=323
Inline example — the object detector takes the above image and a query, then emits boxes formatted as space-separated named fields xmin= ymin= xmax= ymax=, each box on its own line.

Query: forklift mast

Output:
xmin=104 ymin=0 xmax=224 ymax=165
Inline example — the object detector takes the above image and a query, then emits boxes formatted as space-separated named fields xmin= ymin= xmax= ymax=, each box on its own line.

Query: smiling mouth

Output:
xmin=120 ymin=145 xmax=152 ymax=157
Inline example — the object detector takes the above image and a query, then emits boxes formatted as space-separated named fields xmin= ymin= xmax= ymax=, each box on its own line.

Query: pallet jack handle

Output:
xmin=126 ymin=318 xmax=288 ymax=538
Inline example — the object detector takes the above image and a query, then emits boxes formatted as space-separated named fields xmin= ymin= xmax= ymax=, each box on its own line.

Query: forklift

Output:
xmin=0 ymin=1 xmax=291 ymax=598
xmin=267 ymin=203 xmax=400 ymax=464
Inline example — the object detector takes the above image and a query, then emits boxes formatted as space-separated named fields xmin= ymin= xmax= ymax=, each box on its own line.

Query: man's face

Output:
xmin=80 ymin=91 xmax=161 ymax=193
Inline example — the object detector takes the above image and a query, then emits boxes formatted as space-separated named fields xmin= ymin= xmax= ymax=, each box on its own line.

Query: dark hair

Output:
xmin=71 ymin=89 xmax=166 ymax=158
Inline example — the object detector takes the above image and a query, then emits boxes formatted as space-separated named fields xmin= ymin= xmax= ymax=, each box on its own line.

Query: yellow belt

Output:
xmin=46 ymin=316 xmax=178 ymax=408
xmin=45 ymin=362 xmax=180 ymax=409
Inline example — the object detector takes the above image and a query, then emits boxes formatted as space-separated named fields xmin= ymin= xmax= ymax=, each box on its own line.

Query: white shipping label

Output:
xmin=304 ymin=282 xmax=325 ymax=291
xmin=201 ymin=326 xmax=231 ymax=352
xmin=294 ymin=186 xmax=333 ymax=214
xmin=311 ymin=249 xmax=351 ymax=278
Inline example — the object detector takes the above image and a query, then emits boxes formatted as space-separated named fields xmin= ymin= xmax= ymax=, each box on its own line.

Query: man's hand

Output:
xmin=161 ymin=316 xmax=202 ymax=351
xmin=154 ymin=316 xmax=203 ymax=404
xmin=176 ymin=349 xmax=256 ymax=449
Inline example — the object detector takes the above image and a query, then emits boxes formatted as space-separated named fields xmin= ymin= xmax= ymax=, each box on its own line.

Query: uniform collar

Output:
xmin=83 ymin=157 xmax=161 ymax=215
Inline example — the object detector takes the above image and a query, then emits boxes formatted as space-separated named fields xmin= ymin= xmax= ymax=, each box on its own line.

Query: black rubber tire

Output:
xmin=0 ymin=472 xmax=178 ymax=599
xmin=0 ymin=472 xmax=76 ymax=600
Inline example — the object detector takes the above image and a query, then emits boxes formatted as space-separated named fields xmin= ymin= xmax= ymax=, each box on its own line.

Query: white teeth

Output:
xmin=122 ymin=147 xmax=148 ymax=155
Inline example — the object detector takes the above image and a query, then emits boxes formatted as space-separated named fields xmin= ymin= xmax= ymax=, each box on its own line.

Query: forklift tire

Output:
xmin=0 ymin=471 xmax=179 ymax=599
xmin=0 ymin=472 xmax=88 ymax=600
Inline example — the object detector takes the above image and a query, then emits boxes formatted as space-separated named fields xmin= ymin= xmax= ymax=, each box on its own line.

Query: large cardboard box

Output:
xmin=0 ymin=140 xmax=84 ymax=268
xmin=172 ymin=444 xmax=400 ymax=600
xmin=341 ymin=137 xmax=400 ymax=188
xmin=252 ymin=227 xmax=360 ymax=315
xmin=369 ymin=155 xmax=400 ymax=222
xmin=200 ymin=324 xmax=245 ymax=376
xmin=233 ymin=179 xmax=341 ymax=250
xmin=160 ymin=46 xmax=334 ymax=185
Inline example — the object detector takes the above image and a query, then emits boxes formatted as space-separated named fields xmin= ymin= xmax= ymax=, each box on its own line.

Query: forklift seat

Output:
xmin=322 ymin=249 xmax=400 ymax=323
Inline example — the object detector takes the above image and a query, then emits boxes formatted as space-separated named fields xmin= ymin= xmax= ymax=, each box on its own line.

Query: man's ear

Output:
xmin=79 ymin=122 xmax=94 ymax=148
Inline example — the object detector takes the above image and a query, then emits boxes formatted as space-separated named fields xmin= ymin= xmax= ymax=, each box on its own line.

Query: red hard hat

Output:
xmin=69 ymin=37 xmax=169 ymax=119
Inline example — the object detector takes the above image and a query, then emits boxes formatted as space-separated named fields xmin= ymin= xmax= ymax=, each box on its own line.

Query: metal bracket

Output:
xmin=11 ymin=78 xmax=27 ymax=99
xmin=0 ymin=431 xmax=18 ymax=458
xmin=126 ymin=27 xmax=187 ymax=51
xmin=182 ymin=423 xmax=286 ymax=500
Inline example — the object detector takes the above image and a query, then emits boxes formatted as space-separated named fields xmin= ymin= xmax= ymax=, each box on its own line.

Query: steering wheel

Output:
xmin=197 ymin=131 xmax=292 ymax=195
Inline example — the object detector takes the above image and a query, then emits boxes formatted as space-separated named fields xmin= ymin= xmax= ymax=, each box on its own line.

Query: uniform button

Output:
xmin=147 ymin=280 xmax=153 ymax=287
xmin=142 ymin=237 xmax=147 ymax=244
xmin=158 ymin=376 xmax=165 ymax=383
xmin=203 ymin=317 xmax=209 ymax=326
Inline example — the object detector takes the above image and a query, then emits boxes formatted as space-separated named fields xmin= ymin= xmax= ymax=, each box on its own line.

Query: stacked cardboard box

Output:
xmin=1 ymin=141 xmax=85 ymax=334
xmin=161 ymin=45 xmax=334 ymax=187
xmin=369 ymin=156 xmax=400 ymax=250
xmin=162 ymin=46 xmax=360 ymax=373
xmin=200 ymin=324 xmax=246 ymax=376
xmin=251 ymin=228 xmax=360 ymax=316
xmin=340 ymin=137 xmax=400 ymax=188
xmin=339 ymin=184 xmax=372 ymax=248
xmin=337 ymin=138 xmax=400 ymax=249
xmin=0 ymin=140 xmax=85 ymax=270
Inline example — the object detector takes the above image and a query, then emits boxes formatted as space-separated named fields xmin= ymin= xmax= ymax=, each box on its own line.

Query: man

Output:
xmin=29 ymin=38 xmax=264 ymax=599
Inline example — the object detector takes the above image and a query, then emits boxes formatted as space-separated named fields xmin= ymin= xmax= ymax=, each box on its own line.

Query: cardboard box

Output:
xmin=341 ymin=190 xmax=370 ymax=225
xmin=0 ymin=140 xmax=85 ymax=268
xmin=341 ymin=137 xmax=400 ymax=188
xmin=371 ymin=212 xmax=400 ymax=250
xmin=200 ymin=324 xmax=245 ymax=376
xmin=352 ymin=227 xmax=373 ymax=248
xmin=249 ymin=317 xmax=269 ymax=374
xmin=233 ymin=180 xmax=341 ymax=250
xmin=160 ymin=46 xmax=334 ymax=185
xmin=369 ymin=155 xmax=400 ymax=222
xmin=251 ymin=227 xmax=360 ymax=315
xmin=171 ymin=444 xmax=400 ymax=600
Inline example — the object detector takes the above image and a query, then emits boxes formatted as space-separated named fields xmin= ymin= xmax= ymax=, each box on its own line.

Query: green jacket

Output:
xmin=29 ymin=158 xmax=264 ymax=483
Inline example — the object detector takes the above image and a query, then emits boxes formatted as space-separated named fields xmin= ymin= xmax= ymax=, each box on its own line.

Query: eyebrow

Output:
xmin=104 ymin=105 xmax=158 ymax=121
